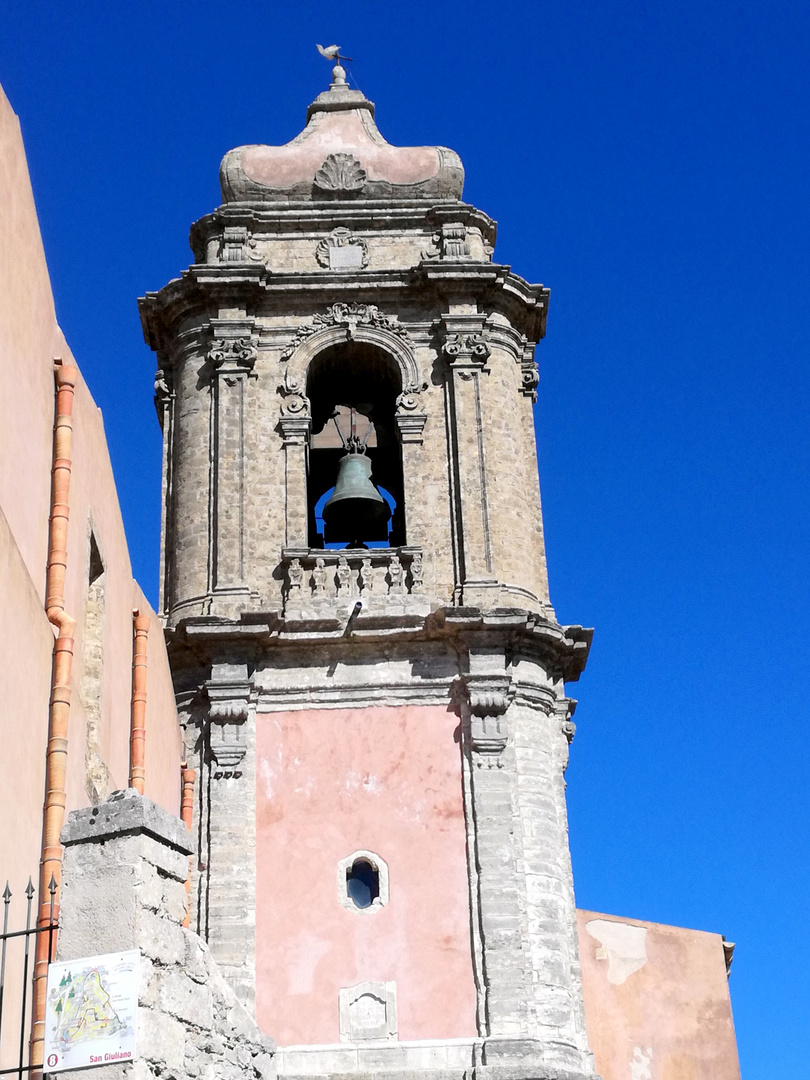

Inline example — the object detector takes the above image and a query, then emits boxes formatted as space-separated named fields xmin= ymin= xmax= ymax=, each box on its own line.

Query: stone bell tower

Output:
xmin=140 ymin=61 xmax=597 ymax=1080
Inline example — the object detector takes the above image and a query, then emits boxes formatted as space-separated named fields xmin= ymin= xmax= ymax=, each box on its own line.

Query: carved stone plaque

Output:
xmin=315 ymin=227 xmax=369 ymax=270
xmin=338 ymin=980 xmax=397 ymax=1042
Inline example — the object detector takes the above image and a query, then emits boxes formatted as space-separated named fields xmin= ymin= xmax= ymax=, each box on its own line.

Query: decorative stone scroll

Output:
xmin=217 ymin=226 xmax=263 ymax=263
xmin=206 ymin=662 xmax=254 ymax=777
xmin=313 ymin=152 xmax=367 ymax=194
xmin=463 ymin=674 xmax=515 ymax=768
xmin=153 ymin=367 xmax=174 ymax=428
xmin=421 ymin=221 xmax=471 ymax=260
xmin=209 ymin=336 xmax=257 ymax=372
xmin=281 ymin=303 xmax=411 ymax=362
xmin=443 ymin=332 xmax=491 ymax=367
xmin=519 ymin=342 xmax=540 ymax=402
xmin=315 ymin=227 xmax=369 ymax=270
xmin=279 ymin=370 xmax=310 ymax=417
xmin=395 ymin=388 xmax=428 ymax=444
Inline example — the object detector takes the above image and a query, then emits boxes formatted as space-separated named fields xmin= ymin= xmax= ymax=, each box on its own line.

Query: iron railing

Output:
xmin=0 ymin=877 xmax=57 ymax=1077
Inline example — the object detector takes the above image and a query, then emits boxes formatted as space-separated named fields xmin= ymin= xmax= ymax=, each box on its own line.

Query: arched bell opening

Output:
xmin=306 ymin=343 xmax=406 ymax=548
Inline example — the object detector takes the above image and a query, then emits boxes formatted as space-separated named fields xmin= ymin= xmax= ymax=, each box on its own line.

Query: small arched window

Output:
xmin=346 ymin=858 xmax=379 ymax=909
xmin=337 ymin=849 xmax=389 ymax=913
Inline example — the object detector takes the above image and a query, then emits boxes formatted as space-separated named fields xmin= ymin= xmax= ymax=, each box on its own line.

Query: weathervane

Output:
xmin=316 ymin=44 xmax=354 ymax=85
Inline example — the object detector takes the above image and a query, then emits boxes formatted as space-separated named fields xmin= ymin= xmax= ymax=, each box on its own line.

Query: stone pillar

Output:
xmin=462 ymin=650 xmax=534 ymax=1049
xmin=209 ymin=328 xmax=256 ymax=600
xmin=461 ymin=646 xmax=597 ymax=1080
xmin=203 ymin=662 xmax=257 ymax=1010
xmin=278 ymin=409 xmax=311 ymax=548
xmin=58 ymin=789 xmax=274 ymax=1080
xmin=395 ymin=398 xmax=428 ymax=551
xmin=154 ymin=362 xmax=175 ymax=617
xmin=511 ymin=690 xmax=594 ymax=1075
xmin=442 ymin=315 xmax=499 ymax=608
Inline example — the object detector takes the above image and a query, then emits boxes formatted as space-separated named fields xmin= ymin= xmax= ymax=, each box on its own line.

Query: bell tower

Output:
xmin=140 ymin=61 xmax=598 ymax=1080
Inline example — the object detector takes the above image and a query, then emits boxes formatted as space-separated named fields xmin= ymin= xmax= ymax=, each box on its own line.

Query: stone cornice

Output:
xmin=167 ymin=606 xmax=592 ymax=683
xmin=140 ymin=263 xmax=549 ymax=356
xmin=189 ymin=200 xmax=497 ymax=251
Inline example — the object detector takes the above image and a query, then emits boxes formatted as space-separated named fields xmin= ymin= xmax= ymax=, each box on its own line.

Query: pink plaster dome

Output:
xmin=219 ymin=72 xmax=464 ymax=204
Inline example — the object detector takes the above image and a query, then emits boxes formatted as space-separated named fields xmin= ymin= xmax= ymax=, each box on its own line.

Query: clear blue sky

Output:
xmin=2 ymin=2 xmax=808 ymax=1075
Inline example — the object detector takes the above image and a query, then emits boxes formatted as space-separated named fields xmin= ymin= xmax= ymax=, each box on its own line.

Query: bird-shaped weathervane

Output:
xmin=316 ymin=44 xmax=354 ymax=65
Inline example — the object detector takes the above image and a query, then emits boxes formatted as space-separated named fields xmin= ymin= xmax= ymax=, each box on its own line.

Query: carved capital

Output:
xmin=278 ymin=414 xmax=312 ymax=444
xmin=421 ymin=222 xmax=471 ymax=261
xmin=443 ymin=332 xmax=491 ymax=365
xmin=461 ymin=674 xmax=515 ymax=768
xmin=394 ymin=410 xmax=428 ymax=445
xmin=207 ymin=672 xmax=253 ymax=774
xmin=442 ymin=321 xmax=492 ymax=380
xmin=217 ymin=226 xmax=262 ymax=264
xmin=209 ymin=336 xmax=256 ymax=373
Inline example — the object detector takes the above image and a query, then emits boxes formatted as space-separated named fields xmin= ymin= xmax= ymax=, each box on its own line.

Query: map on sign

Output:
xmin=43 ymin=950 xmax=139 ymax=1072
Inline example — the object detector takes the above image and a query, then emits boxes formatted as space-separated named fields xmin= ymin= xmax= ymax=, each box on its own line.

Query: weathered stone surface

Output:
xmin=62 ymin=787 xmax=194 ymax=857
xmin=57 ymin=794 xmax=275 ymax=1080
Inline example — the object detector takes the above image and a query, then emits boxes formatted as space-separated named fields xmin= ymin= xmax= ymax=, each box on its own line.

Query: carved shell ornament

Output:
xmin=313 ymin=152 xmax=367 ymax=194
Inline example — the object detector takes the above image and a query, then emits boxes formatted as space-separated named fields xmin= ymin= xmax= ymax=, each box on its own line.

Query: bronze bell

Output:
xmin=323 ymin=448 xmax=390 ymax=544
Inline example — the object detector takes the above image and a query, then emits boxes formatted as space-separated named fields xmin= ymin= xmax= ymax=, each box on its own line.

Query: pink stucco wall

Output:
xmin=577 ymin=910 xmax=741 ymax=1080
xmin=255 ymin=704 xmax=477 ymax=1046
xmin=0 ymin=80 xmax=182 ymax=895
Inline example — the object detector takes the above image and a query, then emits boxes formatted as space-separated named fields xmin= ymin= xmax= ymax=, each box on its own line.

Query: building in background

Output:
xmin=0 ymin=63 xmax=741 ymax=1080
xmin=0 ymin=80 xmax=182 ymax=1067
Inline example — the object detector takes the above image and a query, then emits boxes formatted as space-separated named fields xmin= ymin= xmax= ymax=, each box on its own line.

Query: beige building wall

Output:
xmin=0 ymin=82 xmax=182 ymax=899
xmin=577 ymin=910 xmax=740 ymax=1080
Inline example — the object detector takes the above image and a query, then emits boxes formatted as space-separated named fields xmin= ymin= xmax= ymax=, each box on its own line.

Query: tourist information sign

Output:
xmin=43 ymin=950 xmax=139 ymax=1072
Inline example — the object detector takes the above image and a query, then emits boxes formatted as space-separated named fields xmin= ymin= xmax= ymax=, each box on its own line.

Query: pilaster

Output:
xmin=209 ymin=323 xmax=256 ymax=601
xmin=441 ymin=315 xmax=499 ymax=607
xmin=278 ymin=370 xmax=312 ymax=548
xmin=458 ymin=640 xmax=597 ymax=1079
xmin=201 ymin=661 xmax=257 ymax=1010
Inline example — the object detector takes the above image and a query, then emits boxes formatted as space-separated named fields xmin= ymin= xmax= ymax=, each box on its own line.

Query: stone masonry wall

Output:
xmin=58 ymin=789 xmax=275 ymax=1080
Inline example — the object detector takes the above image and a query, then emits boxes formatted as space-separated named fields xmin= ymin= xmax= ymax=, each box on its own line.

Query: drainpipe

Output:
xmin=129 ymin=611 xmax=150 ymax=794
xmin=180 ymin=762 xmax=195 ymax=927
xmin=31 ymin=360 xmax=78 ymax=1068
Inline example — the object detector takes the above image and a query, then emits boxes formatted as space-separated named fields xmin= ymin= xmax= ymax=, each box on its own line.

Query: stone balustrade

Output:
xmin=279 ymin=546 xmax=428 ymax=624
xmin=281 ymin=546 xmax=424 ymax=599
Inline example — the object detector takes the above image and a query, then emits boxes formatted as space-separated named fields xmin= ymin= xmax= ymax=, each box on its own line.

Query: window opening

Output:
xmin=346 ymin=858 xmax=380 ymax=909
xmin=307 ymin=344 xmax=406 ymax=548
